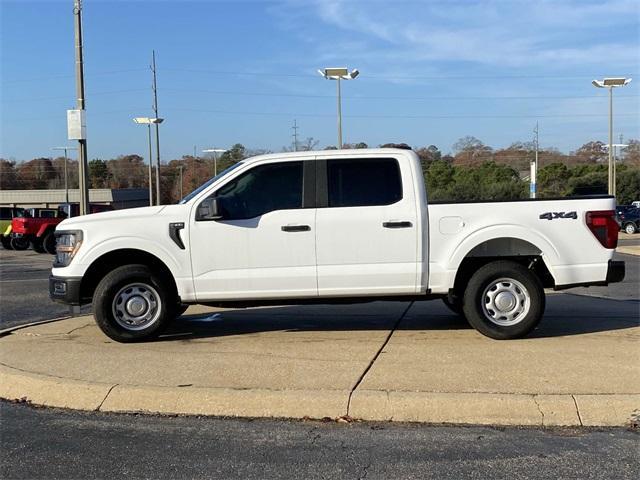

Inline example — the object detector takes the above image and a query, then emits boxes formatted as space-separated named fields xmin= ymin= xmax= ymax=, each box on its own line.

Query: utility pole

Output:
xmin=530 ymin=122 xmax=539 ymax=199
xmin=291 ymin=119 xmax=299 ymax=151
xmin=151 ymin=50 xmax=161 ymax=205
xmin=73 ymin=0 xmax=89 ymax=215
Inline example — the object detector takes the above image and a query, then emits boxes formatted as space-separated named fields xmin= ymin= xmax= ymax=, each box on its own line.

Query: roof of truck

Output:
xmin=240 ymin=148 xmax=417 ymax=166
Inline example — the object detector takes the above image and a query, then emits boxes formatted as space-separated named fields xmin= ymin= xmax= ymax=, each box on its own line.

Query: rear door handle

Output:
xmin=383 ymin=221 xmax=412 ymax=229
xmin=281 ymin=225 xmax=311 ymax=232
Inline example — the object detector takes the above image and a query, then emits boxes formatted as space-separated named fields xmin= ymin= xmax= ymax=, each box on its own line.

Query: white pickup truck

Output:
xmin=50 ymin=148 xmax=624 ymax=342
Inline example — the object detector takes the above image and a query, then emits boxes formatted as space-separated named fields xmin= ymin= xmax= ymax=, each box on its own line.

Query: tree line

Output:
xmin=1 ymin=138 xmax=639 ymax=205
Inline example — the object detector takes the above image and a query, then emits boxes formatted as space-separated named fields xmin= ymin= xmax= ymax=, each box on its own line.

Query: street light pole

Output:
xmin=151 ymin=50 xmax=162 ymax=205
xmin=146 ymin=124 xmax=153 ymax=206
xmin=202 ymin=148 xmax=226 ymax=176
xmin=318 ymin=68 xmax=359 ymax=148
xmin=73 ymin=0 xmax=89 ymax=215
xmin=134 ymin=117 xmax=164 ymax=206
xmin=53 ymin=146 xmax=77 ymax=204
xmin=592 ymin=77 xmax=632 ymax=196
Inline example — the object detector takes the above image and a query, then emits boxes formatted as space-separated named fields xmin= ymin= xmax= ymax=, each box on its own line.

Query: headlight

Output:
xmin=54 ymin=230 xmax=83 ymax=267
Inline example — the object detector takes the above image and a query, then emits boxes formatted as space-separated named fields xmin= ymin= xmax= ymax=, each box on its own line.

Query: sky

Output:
xmin=1 ymin=0 xmax=639 ymax=162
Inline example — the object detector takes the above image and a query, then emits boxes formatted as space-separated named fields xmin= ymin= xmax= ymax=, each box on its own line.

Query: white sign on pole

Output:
xmin=67 ymin=109 xmax=86 ymax=140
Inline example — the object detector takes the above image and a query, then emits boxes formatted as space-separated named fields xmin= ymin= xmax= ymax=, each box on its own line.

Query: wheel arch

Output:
xmin=450 ymin=235 xmax=557 ymax=295
xmin=80 ymin=249 xmax=179 ymax=304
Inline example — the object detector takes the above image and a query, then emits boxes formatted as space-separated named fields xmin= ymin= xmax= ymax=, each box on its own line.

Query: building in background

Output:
xmin=0 ymin=188 xmax=149 ymax=210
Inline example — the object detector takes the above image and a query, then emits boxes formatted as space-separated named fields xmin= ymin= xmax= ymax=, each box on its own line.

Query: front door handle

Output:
xmin=383 ymin=221 xmax=412 ymax=229
xmin=281 ymin=225 xmax=311 ymax=232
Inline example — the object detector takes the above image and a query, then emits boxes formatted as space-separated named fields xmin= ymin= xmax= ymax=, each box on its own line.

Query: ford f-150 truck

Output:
xmin=49 ymin=148 xmax=625 ymax=342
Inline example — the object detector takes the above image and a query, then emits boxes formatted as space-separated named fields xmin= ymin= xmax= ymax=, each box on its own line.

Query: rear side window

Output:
xmin=0 ymin=208 xmax=9 ymax=220
xmin=327 ymin=158 xmax=402 ymax=207
xmin=215 ymin=161 xmax=303 ymax=219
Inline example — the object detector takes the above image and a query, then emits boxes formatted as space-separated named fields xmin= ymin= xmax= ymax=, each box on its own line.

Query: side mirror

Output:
xmin=196 ymin=197 xmax=223 ymax=221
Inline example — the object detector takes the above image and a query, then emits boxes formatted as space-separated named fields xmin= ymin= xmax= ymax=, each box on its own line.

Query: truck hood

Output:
xmin=57 ymin=205 xmax=167 ymax=229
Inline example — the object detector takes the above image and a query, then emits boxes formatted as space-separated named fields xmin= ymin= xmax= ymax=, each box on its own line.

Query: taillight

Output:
xmin=586 ymin=210 xmax=618 ymax=249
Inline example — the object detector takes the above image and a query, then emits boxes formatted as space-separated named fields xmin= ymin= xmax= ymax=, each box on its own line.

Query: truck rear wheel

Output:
xmin=31 ymin=238 xmax=45 ymax=253
xmin=462 ymin=261 xmax=545 ymax=340
xmin=93 ymin=264 xmax=174 ymax=342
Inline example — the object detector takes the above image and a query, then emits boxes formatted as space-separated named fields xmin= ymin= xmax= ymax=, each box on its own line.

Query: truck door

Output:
xmin=315 ymin=156 xmax=418 ymax=296
xmin=190 ymin=160 xmax=317 ymax=300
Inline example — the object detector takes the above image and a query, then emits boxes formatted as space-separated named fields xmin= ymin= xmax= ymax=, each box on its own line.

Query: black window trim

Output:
xmin=197 ymin=159 xmax=316 ymax=221
xmin=316 ymin=156 xmax=403 ymax=209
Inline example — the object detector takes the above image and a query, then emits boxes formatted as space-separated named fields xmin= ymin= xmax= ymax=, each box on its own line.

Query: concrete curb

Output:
xmin=349 ymin=390 xmax=640 ymax=427
xmin=2 ymin=365 xmax=637 ymax=426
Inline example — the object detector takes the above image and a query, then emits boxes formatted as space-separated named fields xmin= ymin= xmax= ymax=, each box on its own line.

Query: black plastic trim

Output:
xmin=49 ymin=275 xmax=82 ymax=305
xmin=606 ymin=260 xmax=625 ymax=283
xmin=169 ymin=222 xmax=185 ymax=249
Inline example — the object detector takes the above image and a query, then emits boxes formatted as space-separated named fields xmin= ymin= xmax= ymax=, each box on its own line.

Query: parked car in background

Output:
xmin=632 ymin=201 xmax=640 ymax=208
xmin=617 ymin=207 xmax=640 ymax=234
xmin=10 ymin=208 xmax=67 ymax=253
xmin=10 ymin=203 xmax=114 ymax=254
xmin=0 ymin=207 xmax=25 ymax=250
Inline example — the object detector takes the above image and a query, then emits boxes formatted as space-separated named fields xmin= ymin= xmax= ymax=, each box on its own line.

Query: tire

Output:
xmin=624 ymin=223 xmax=637 ymax=235
xmin=31 ymin=239 xmax=45 ymax=253
xmin=10 ymin=237 xmax=29 ymax=251
xmin=93 ymin=264 xmax=175 ymax=342
xmin=1 ymin=236 xmax=12 ymax=250
xmin=42 ymin=232 xmax=57 ymax=255
xmin=462 ymin=260 xmax=545 ymax=340
xmin=442 ymin=296 xmax=463 ymax=316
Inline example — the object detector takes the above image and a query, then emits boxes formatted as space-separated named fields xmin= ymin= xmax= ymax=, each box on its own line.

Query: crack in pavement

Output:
xmin=346 ymin=301 xmax=414 ymax=417
xmin=532 ymin=395 xmax=545 ymax=426
xmin=96 ymin=384 xmax=118 ymax=412
xmin=571 ymin=395 xmax=584 ymax=426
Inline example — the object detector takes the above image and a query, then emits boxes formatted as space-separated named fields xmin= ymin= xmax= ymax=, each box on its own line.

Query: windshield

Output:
xmin=178 ymin=162 xmax=245 ymax=204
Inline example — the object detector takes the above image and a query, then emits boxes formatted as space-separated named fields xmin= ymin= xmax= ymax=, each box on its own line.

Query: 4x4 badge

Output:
xmin=539 ymin=211 xmax=577 ymax=220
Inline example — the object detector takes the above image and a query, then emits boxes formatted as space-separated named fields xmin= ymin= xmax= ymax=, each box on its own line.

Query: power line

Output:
xmin=160 ymin=87 xmax=639 ymax=101
xmin=166 ymin=107 xmax=639 ymax=120
xmin=162 ymin=67 xmax=640 ymax=81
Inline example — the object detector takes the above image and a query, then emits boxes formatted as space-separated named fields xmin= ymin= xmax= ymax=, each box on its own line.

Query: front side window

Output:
xmin=214 ymin=161 xmax=303 ymax=220
xmin=328 ymin=158 xmax=402 ymax=207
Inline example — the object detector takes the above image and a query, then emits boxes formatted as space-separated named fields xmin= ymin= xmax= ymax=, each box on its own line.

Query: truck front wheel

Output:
xmin=462 ymin=261 xmax=545 ymax=340
xmin=93 ymin=264 xmax=174 ymax=342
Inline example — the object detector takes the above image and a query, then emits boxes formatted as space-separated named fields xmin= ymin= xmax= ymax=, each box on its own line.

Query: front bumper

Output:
xmin=49 ymin=275 xmax=83 ymax=305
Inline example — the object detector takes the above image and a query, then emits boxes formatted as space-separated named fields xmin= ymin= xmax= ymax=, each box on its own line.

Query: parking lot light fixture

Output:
xmin=318 ymin=67 xmax=360 ymax=148
xmin=592 ymin=77 xmax=632 ymax=195
xmin=133 ymin=117 xmax=164 ymax=205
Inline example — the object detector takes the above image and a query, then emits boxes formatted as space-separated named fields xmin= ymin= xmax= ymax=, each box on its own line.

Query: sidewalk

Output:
xmin=1 ymin=296 xmax=638 ymax=426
